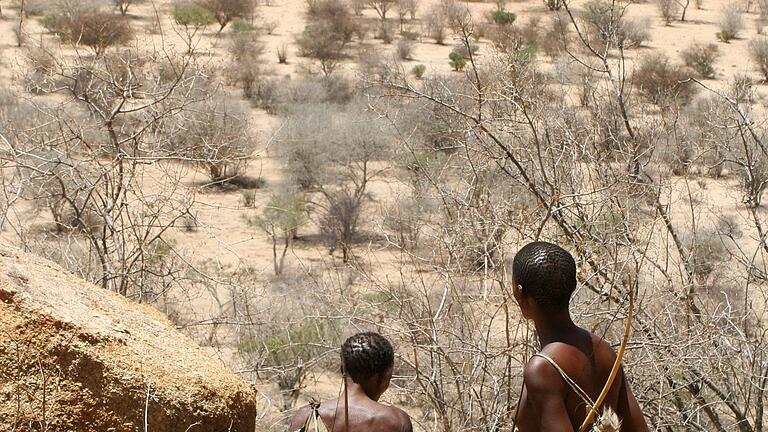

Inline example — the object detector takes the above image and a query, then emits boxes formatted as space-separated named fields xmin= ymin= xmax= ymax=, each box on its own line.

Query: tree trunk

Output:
xmin=17 ymin=0 xmax=25 ymax=48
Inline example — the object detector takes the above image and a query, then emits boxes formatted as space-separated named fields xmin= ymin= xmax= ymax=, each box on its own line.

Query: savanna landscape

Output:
xmin=1 ymin=0 xmax=768 ymax=430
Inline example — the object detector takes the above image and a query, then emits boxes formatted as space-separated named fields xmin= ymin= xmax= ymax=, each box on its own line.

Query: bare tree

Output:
xmin=367 ymin=0 xmax=395 ymax=20
xmin=275 ymin=102 xmax=392 ymax=262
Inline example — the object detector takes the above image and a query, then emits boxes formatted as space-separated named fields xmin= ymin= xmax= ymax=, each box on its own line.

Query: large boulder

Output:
xmin=0 ymin=242 xmax=258 ymax=431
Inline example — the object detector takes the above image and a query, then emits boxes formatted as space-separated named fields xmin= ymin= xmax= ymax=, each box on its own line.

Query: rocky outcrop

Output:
xmin=0 ymin=242 xmax=258 ymax=432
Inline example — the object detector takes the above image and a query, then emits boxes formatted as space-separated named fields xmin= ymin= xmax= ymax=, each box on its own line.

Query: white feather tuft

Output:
xmin=592 ymin=407 xmax=622 ymax=432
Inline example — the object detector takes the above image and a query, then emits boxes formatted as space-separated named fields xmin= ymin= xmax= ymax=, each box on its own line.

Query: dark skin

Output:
xmin=288 ymin=364 xmax=413 ymax=432
xmin=513 ymin=282 xmax=649 ymax=432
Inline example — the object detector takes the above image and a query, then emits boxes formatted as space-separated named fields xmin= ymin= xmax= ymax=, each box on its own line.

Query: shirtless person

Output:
xmin=289 ymin=332 xmax=413 ymax=432
xmin=511 ymin=242 xmax=649 ymax=431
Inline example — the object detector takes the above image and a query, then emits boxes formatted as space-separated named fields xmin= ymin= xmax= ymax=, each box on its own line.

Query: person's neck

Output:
xmin=344 ymin=376 xmax=375 ymax=402
xmin=532 ymin=309 xmax=579 ymax=348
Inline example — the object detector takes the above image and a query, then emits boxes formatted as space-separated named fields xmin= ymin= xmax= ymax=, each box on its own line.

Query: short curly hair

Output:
xmin=341 ymin=332 xmax=394 ymax=382
xmin=512 ymin=241 xmax=577 ymax=310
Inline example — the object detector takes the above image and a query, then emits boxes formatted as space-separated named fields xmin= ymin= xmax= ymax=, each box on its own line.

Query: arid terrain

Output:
xmin=2 ymin=0 xmax=768 ymax=430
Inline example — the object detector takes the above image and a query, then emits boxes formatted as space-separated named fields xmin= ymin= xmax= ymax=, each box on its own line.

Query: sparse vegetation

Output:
xmin=197 ymin=0 xmax=255 ymax=33
xmin=173 ymin=2 xmax=216 ymax=52
xmin=411 ymin=63 xmax=426 ymax=78
xmin=397 ymin=39 xmax=414 ymax=59
xmin=635 ymin=52 xmax=697 ymax=106
xmin=717 ymin=6 xmax=744 ymax=42
xmin=681 ymin=42 xmax=720 ymax=78
xmin=749 ymin=37 xmax=768 ymax=80
xmin=449 ymin=50 xmax=466 ymax=71
xmin=5 ymin=3 xmax=768 ymax=432
xmin=489 ymin=10 xmax=515 ymax=26
xmin=114 ymin=0 xmax=144 ymax=15
xmin=43 ymin=9 xmax=134 ymax=55
xmin=656 ymin=0 xmax=680 ymax=25
xmin=297 ymin=0 xmax=356 ymax=75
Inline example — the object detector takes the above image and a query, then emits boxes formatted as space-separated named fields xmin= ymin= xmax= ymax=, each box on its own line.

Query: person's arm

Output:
xmin=287 ymin=405 xmax=311 ymax=432
xmin=400 ymin=409 xmax=414 ymax=432
xmin=517 ymin=356 xmax=575 ymax=432
xmin=617 ymin=368 xmax=650 ymax=432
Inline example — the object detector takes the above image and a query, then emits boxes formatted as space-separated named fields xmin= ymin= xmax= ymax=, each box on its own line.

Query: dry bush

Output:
xmin=367 ymin=0 xmax=396 ymax=20
xmin=239 ymin=300 xmax=340 ymax=411
xmin=717 ymin=5 xmax=744 ymax=42
xmin=196 ymin=0 xmax=255 ymax=33
xmin=398 ymin=0 xmax=418 ymax=19
xmin=634 ymin=52 xmax=697 ymax=106
xmin=756 ymin=14 xmax=767 ymax=34
xmin=24 ymin=0 xmax=49 ymax=16
xmin=114 ymin=0 xmax=144 ymax=15
xmin=297 ymin=0 xmax=356 ymax=75
xmin=748 ymin=37 xmax=768 ymax=80
xmin=277 ymin=43 xmax=288 ymax=63
xmin=656 ymin=0 xmax=680 ymax=25
xmin=397 ymin=39 xmax=415 ymax=60
xmin=680 ymin=42 xmax=720 ymax=78
xmin=619 ymin=16 xmax=651 ymax=48
xmin=685 ymin=227 xmax=730 ymax=284
xmin=581 ymin=0 xmax=647 ymax=49
xmin=351 ymin=0 xmax=366 ymax=15
xmin=1 ymin=50 xmax=215 ymax=297
xmin=375 ymin=21 xmax=396 ymax=43
xmin=424 ymin=2 xmax=447 ymax=44
xmin=165 ymin=95 xmax=257 ymax=183
xmin=43 ymin=10 xmax=133 ymax=55
xmin=730 ymin=73 xmax=755 ymax=103
xmin=225 ymin=34 xmax=264 ymax=98
xmin=274 ymin=102 xmax=392 ymax=261
xmin=262 ymin=19 xmax=278 ymax=34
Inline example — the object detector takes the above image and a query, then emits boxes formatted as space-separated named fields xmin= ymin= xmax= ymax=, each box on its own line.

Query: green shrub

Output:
xmin=680 ymin=42 xmax=720 ymax=78
xmin=449 ymin=51 xmax=466 ymax=71
xmin=241 ymin=190 xmax=256 ymax=207
xmin=230 ymin=19 xmax=256 ymax=32
xmin=490 ymin=10 xmax=516 ymax=26
xmin=411 ymin=63 xmax=426 ymax=78
xmin=453 ymin=42 xmax=479 ymax=59
xmin=173 ymin=3 xmax=215 ymax=27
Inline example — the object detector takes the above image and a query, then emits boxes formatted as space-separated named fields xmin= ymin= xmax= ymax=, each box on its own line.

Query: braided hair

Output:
xmin=512 ymin=241 xmax=577 ymax=310
xmin=341 ymin=332 xmax=394 ymax=383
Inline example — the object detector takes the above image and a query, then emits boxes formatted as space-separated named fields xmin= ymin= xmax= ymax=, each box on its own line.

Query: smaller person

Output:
xmin=289 ymin=332 xmax=413 ymax=432
xmin=511 ymin=241 xmax=649 ymax=431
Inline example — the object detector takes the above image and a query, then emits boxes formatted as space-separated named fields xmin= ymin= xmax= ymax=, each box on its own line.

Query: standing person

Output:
xmin=511 ymin=242 xmax=649 ymax=431
xmin=289 ymin=332 xmax=413 ymax=432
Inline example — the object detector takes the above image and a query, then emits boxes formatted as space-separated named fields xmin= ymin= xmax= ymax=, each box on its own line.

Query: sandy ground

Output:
xmin=2 ymin=0 xmax=768 ymax=429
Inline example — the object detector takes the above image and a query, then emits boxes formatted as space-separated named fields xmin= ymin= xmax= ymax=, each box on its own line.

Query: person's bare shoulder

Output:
xmin=287 ymin=404 xmax=313 ymax=431
xmin=523 ymin=354 xmax=568 ymax=395
xmin=377 ymin=404 xmax=413 ymax=432
xmin=589 ymin=332 xmax=620 ymax=366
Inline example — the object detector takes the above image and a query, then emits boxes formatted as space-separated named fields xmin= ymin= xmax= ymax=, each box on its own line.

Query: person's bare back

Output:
xmin=290 ymin=396 xmax=411 ymax=432
xmin=288 ymin=332 xmax=413 ymax=432
xmin=516 ymin=328 xmax=646 ymax=431
xmin=510 ymin=242 xmax=649 ymax=431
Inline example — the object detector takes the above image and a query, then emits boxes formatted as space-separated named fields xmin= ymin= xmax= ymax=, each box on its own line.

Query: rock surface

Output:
xmin=0 ymin=242 xmax=258 ymax=432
